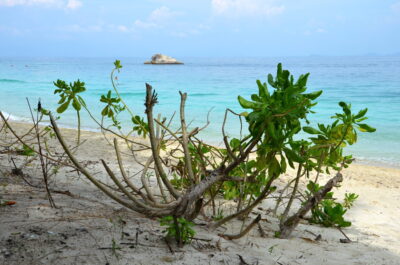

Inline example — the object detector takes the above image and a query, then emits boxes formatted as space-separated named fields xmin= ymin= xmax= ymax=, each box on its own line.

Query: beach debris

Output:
xmin=304 ymin=229 xmax=322 ymax=241
xmin=218 ymin=214 xmax=262 ymax=240
xmin=258 ymin=222 xmax=267 ymax=237
xmin=0 ymin=200 xmax=16 ymax=206
xmin=237 ymin=254 xmax=257 ymax=265
xmin=144 ymin=54 xmax=183 ymax=64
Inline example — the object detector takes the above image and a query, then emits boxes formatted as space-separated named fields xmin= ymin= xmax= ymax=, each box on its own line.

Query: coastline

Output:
xmin=1 ymin=120 xmax=400 ymax=264
xmin=3 ymin=114 xmax=399 ymax=170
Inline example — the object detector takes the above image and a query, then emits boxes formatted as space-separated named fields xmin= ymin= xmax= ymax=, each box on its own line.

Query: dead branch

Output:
xmin=219 ymin=214 xmax=261 ymax=240
xmin=279 ymin=172 xmax=343 ymax=238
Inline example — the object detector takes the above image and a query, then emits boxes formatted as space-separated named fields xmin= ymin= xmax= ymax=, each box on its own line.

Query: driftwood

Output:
xmin=279 ymin=172 xmax=343 ymax=238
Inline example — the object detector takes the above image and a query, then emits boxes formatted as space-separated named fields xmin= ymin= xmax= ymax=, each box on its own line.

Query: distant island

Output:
xmin=144 ymin=54 xmax=183 ymax=64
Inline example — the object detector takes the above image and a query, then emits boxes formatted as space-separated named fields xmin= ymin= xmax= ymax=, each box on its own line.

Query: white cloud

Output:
xmin=0 ymin=0 xmax=82 ymax=9
xmin=66 ymin=0 xmax=81 ymax=9
xmin=149 ymin=6 xmax=178 ymax=22
xmin=134 ymin=6 xmax=179 ymax=29
xmin=211 ymin=0 xmax=284 ymax=17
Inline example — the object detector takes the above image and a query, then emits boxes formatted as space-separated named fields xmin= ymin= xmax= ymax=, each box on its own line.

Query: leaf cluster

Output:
xmin=100 ymin=90 xmax=125 ymax=129
xmin=160 ymin=216 xmax=196 ymax=245
xmin=238 ymin=63 xmax=322 ymax=179
xmin=307 ymin=181 xmax=358 ymax=228
xmin=54 ymin=79 xmax=86 ymax=113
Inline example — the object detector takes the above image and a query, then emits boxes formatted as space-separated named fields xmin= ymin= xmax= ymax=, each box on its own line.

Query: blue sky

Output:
xmin=0 ymin=0 xmax=399 ymax=57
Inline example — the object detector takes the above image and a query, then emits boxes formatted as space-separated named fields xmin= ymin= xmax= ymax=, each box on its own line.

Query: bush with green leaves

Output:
xmin=44 ymin=61 xmax=375 ymax=241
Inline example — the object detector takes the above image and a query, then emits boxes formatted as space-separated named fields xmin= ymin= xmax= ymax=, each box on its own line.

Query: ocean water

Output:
xmin=0 ymin=56 xmax=399 ymax=167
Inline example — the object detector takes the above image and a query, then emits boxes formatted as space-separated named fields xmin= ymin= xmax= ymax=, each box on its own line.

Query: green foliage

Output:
xmin=53 ymin=79 xmax=86 ymax=113
xmin=17 ymin=144 xmax=35 ymax=156
xmin=110 ymin=238 xmax=122 ymax=259
xmin=53 ymin=60 xmax=151 ymax=139
xmin=303 ymin=101 xmax=376 ymax=173
xmin=160 ymin=216 xmax=196 ymax=245
xmin=310 ymin=199 xmax=352 ymax=228
xmin=170 ymin=172 xmax=191 ymax=190
xmin=213 ymin=208 xmax=224 ymax=221
xmin=221 ymin=64 xmax=374 ymax=231
xmin=111 ymin=59 xmax=149 ymax=137
xmin=238 ymin=63 xmax=322 ymax=180
xmin=307 ymin=181 xmax=358 ymax=228
xmin=219 ymin=64 xmax=323 ymax=207
xmin=131 ymin=115 xmax=149 ymax=137
xmin=344 ymin=192 xmax=359 ymax=209
xmin=268 ymin=244 xmax=278 ymax=254
xmin=44 ymin=126 xmax=56 ymax=139
xmin=100 ymin=90 xmax=125 ymax=129
xmin=114 ymin=59 xmax=122 ymax=70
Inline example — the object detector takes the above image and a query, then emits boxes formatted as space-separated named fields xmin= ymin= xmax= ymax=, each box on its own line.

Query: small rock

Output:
xmin=144 ymin=54 xmax=183 ymax=64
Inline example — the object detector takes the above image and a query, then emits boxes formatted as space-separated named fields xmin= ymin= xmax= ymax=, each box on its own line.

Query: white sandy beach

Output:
xmin=1 ymin=122 xmax=400 ymax=265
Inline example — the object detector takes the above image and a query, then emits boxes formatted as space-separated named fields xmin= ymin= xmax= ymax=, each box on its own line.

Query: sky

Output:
xmin=0 ymin=0 xmax=399 ymax=57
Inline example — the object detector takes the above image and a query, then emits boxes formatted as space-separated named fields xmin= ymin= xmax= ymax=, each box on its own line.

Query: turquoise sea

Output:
xmin=0 ymin=56 xmax=399 ymax=167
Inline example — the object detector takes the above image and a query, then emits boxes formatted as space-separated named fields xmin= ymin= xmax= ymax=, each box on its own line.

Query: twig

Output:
xmin=219 ymin=214 xmax=261 ymax=240
xmin=164 ymin=237 xmax=174 ymax=254
xmin=26 ymin=98 xmax=56 ymax=208
xmin=237 ymin=254 xmax=250 ymax=265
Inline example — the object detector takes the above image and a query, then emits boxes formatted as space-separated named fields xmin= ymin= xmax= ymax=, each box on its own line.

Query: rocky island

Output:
xmin=144 ymin=54 xmax=183 ymax=64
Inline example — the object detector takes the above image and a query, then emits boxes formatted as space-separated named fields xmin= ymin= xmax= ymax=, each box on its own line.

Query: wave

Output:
xmin=0 ymin=78 xmax=26 ymax=83
xmin=0 ymin=111 xmax=29 ymax=122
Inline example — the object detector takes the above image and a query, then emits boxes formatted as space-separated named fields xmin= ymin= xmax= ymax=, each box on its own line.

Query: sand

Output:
xmin=0 ymin=122 xmax=399 ymax=265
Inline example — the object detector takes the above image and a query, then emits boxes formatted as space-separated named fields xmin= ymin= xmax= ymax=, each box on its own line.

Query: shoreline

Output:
xmin=4 ymin=114 xmax=399 ymax=170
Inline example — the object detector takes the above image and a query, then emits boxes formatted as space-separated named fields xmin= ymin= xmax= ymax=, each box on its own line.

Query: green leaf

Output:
xmin=339 ymin=102 xmax=351 ymax=115
xmin=21 ymin=144 xmax=35 ymax=156
xmin=303 ymin=126 xmax=321 ymax=134
xmin=72 ymin=97 xmax=81 ymax=111
xmin=57 ymin=100 xmax=70 ymax=113
xmin=354 ymin=108 xmax=368 ymax=119
xmin=77 ymin=96 xmax=86 ymax=108
xmin=284 ymin=148 xmax=304 ymax=163
xmin=357 ymin=123 xmax=376 ymax=132
xmin=297 ymin=73 xmax=310 ymax=88
xmin=237 ymin=96 xmax=264 ymax=109
xmin=229 ymin=138 xmax=241 ymax=149
xmin=267 ymin=73 xmax=275 ymax=88
xmin=256 ymin=80 xmax=269 ymax=100
xmin=114 ymin=60 xmax=122 ymax=69
xmin=304 ymin=90 xmax=322 ymax=100
xmin=101 ymin=106 xmax=108 ymax=116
